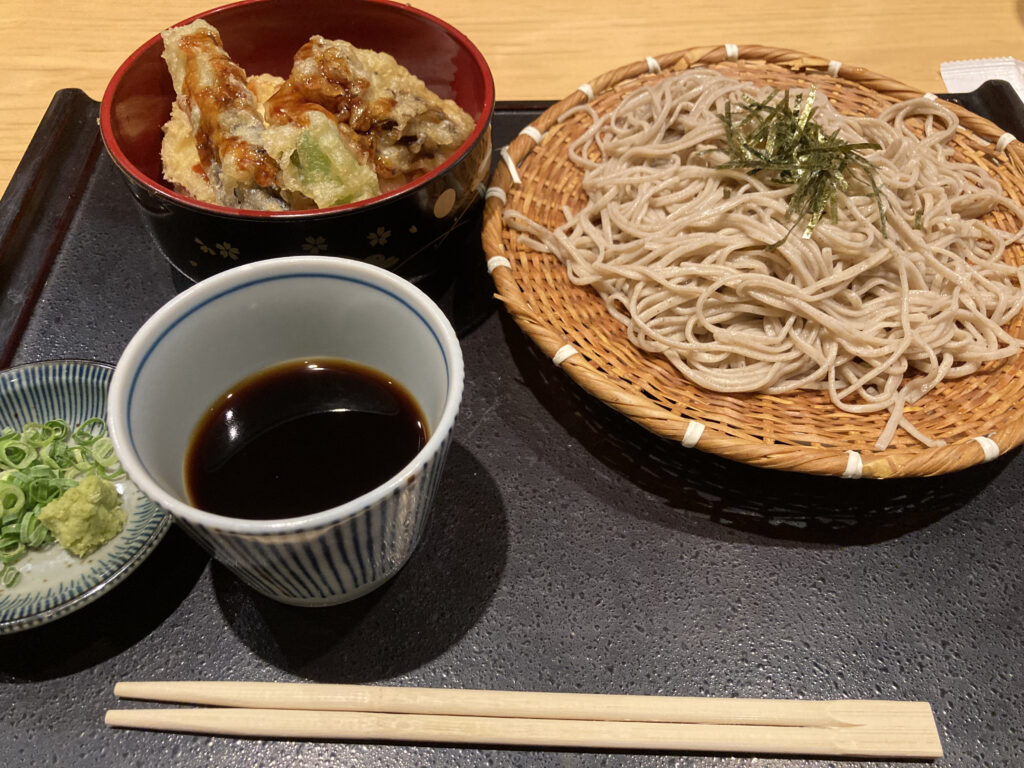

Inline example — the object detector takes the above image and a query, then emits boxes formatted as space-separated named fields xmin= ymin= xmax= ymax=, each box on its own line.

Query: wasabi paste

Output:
xmin=38 ymin=475 xmax=126 ymax=558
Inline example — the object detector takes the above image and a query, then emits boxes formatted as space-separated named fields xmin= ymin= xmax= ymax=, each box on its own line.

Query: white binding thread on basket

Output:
xmin=646 ymin=56 xmax=662 ymax=74
xmin=500 ymin=147 xmax=522 ymax=185
xmin=681 ymin=420 xmax=705 ymax=448
xmin=827 ymin=60 xmax=842 ymax=77
xmin=486 ymin=256 xmax=512 ymax=274
xmin=973 ymin=435 xmax=1000 ymax=462
xmin=519 ymin=125 xmax=544 ymax=143
xmin=842 ymin=450 xmax=864 ymax=479
xmin=924 ymin=92 xmax=939 ymax=101
xmin=577 ymin=83 xmax=595 ymax=100
xmin=725 ymin=44 xmax=739 ymax=60
xmin=996 ymin=132 xmax=1016 ymax=153
xmin=485 ymin=186 xmax=507 ymax=204
xmin=552 ymin=344 xmax=579 ymax=366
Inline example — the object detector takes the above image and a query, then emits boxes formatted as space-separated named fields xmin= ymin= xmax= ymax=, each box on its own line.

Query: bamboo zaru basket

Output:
xmin=481 ymin=45 xmax=1024 ymax=478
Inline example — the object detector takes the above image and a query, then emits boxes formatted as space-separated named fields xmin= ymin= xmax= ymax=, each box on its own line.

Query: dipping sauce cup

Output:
xmin=107 ymin=256 xmax=463 ymax=606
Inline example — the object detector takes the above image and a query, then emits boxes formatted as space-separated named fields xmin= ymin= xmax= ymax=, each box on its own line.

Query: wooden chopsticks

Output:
xmin=106 ymin=681 xmax=943 ymax=759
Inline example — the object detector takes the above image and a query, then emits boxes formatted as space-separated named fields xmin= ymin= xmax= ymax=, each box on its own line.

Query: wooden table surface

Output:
xmin=1 ymin=0 xmax=1022 ymax=197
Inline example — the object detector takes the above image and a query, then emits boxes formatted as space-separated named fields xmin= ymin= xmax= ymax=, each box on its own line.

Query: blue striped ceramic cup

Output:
xmin=107 ymin=256 xmax=463 ymax=606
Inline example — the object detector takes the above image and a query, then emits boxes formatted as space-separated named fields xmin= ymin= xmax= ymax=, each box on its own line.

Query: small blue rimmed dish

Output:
xmin=0 ymin=360 xmax=171 ymax=634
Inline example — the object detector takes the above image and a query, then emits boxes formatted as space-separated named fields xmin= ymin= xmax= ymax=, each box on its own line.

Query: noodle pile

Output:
xmin=505 ymin=69 xmax=1024 ymax=449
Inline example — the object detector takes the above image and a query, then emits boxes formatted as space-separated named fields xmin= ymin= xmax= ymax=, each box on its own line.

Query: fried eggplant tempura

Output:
xmin=264 ymin=36 xmax=475 ymax=191
xmin=161 ymin=20 xmax=284 ymax=209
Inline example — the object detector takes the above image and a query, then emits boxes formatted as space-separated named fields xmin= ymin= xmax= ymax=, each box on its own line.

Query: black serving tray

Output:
xmin=0 ymin=88 xmax=1023 ymax=768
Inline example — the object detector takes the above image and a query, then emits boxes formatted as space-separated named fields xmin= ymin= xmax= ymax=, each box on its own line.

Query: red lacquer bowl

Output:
xmin=100 ymin=0 xmax=494 ymax=284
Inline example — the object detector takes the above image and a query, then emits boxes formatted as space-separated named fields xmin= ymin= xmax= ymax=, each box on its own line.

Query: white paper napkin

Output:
xmin=941 ymin=57 xmax=1024 ymax=103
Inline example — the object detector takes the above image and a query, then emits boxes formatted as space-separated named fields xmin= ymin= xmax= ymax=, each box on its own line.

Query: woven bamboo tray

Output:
xmin=481 ymin=45 xmax=1024 ymax=479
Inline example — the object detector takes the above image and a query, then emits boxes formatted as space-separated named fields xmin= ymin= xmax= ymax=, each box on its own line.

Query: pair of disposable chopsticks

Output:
xmin=106 ymin=681 xmax=943 ymax=759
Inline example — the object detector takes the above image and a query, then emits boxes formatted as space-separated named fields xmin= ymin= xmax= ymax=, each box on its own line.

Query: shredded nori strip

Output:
xmin=716 ymin=87 xmax=887 ymax=248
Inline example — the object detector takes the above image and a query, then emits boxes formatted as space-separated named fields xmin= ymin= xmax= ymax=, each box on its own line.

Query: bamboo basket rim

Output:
xmin=481 ymin=44 xmax=1024 ymax=479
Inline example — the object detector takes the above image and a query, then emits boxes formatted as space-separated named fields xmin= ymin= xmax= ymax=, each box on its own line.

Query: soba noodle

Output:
xmin=505 ymin=69 xmax=1024 ymax=450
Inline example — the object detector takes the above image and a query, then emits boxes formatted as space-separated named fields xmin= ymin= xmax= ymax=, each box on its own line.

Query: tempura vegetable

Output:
xmin=265 ymin=35 xmax=475 ymax=190
xmin=261 ymin=111 xmax=380 ymax=208
xmin=159 ymin=21 xmax=475 ymax=210
xmin=161 ymin=20 xmax=282 ymax=209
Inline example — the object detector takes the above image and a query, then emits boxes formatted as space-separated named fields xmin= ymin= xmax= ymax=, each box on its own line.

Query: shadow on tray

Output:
xmin=0 ymin=526 xmax=208 ymax=680
xmin=210 ymin=441 xmax=508 ymax=681
xmin=499 ymin=313 xmax=1017 ymax=546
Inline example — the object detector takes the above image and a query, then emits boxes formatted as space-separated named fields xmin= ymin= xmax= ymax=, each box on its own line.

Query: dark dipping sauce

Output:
xmin=185 ymin=358 xmax=428 ymax=520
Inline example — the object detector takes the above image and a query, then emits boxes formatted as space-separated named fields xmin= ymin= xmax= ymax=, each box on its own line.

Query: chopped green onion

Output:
xmin=72 ymin=418 xmax=107 ymax=446
xmin=1 ymin=440 xmax=37 ymax=469
xmin=0 ymin=481 xmax=26 ymax=515
xmin=0 ymin=537 xmax=26 ymax=565
xmin=21 ymin=422 xmax=55 ymax=446
xmin=0 ymin=564 xmax=19 ymax=587
xmin=19 ymin=512 xmax=49 ymax=548
xmin=44 ymin=420 xmax=69 ymax=442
